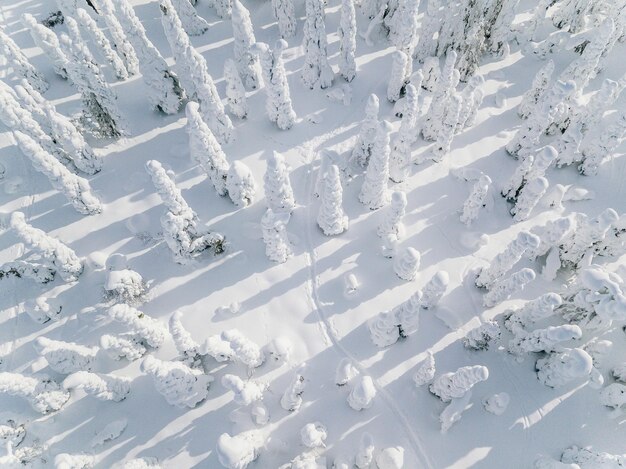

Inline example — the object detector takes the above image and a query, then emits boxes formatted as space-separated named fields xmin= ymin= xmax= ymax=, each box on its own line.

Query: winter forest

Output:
xmin=0 ymin=0 xmax=625 ymax=466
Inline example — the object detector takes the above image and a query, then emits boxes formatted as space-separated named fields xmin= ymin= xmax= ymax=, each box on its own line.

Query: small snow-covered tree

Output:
xmin=338 ymin=0 xmax=356 ymax=82
xmin=10 ymin=211 xmax=83 ymax=282
xmin=108 ymin=304 xmax=168 ymax=349
xmin=511 ymin=177 xmax=549 ymax=222
xmin=261 ymin=208 xmax=292 ymax=263
xmin=222 ymin=374 xmax=265 ymax=407
xmin=227 ymin=161 xmax=257 ymax=207
xmin=21 ymin=14 xmax=68 ymax=79
xmin=141 ymin=355 xmax=212 ymax=408
xmin=508 ymin=324 xmax=582 ymax=357
xmin=224 ymin=59 xmax=248 ymax=119
xmin=378 ymin=191 xmax=407 ymax=239
xmin=0 ymin=261 xmax=56 ymax=284
xmin=100 ymin=334 xmax=146 ymax=361
xmin=253 ymin=40 xmax=297 ymax=130
xmin=335 ymin=358 xmax=358 ymax=386
xmin=96 ymin=0 xmax=139 ymax=76
xmin=112 ymin=0 xmax=185 ymax=114
xmin=559 ymin=209 xmax=619 ymax=269
xmin=430 ymin=365 xmax=489 ymax=402
xmin=272 ymin=0 xmax=296 ymax=39
xmin=54 ymin=454 xmax=96 ymax=468
xmin=420 ymin=57 xmax=440 ymax=91
xmin=483 ymin=268 xmax=536 ymax=307
xmin=264 ymin=151 xmax=296 ymax=214
xmin=421 ymin=271 xmax=449 ymax=308
xmin=216 ymin=431 xmax=262 ymax=469
xmin=394 ymin=247 xmax=420 ymax=281
xmin=104 ymin=255 xmax=147 ymax=304
xmin=186 ymin=101 xmax=230 ymax=196
xmin=389 ymin=81 xmax=420 ymax=182
xmin=281 ymin=370 xmax=305 ymax=411
xmin=301 ymin=0 xmax=333 ymax=89
xmin=34 ymin=337 xmax=98 ymax=374
xmin=421 ymin=51 xmax=457 ymax=141
xmin=171 ymin=0 xmax=209 ymax=35
xmin=352 ymin=94 xmax=380 ymax=167
xmin=393 ymin=289 xmax=422 ymax=337
xmin=464 ymin=321 xmax=501 ymax=350
xmin=431 ymin=94 xmax=462 ymax=162
xmin=460 ymin=174 xmax=492 ymax=226
xmin=317 ymin=165 xmax=349 ymax=236
xmin=368 ymin=310 xmax=400 ymax=347
xmin=359 ymin=120 xmax=391 ymax=210
xmin=23 ymin=296 xmax=62 ymax=323
xmin=0 ymin=372 xmax=69 ymax=414
xmin=504 ymin=292 xmax=562 ymax=332
xmin=348 ymin=375 xmax=376 ymax=410
xmin=413 ymin=352 xmax=436 ymax=386
xmin=231 ymin=0 xmax=261 ymax=89
xmin=63 ymin=371 xmax=130 ymax=402
xmin=0 ymin=29 xmax=48 ymax=93
xmin=552 ymin=0 xmax=593 ymax=33
xmin=536 ymin=348 xmax=593 ymax=387
xmin=599 ymin=383 xmax=626 ymax=417
xmin=579 ymin=111 xmax=626 ymax=176
xmin=169 ymin=311 xmax=202 ymax=367
xmin=301 ymin=422 xmax=327 ymax=448
xmin=518 ymin=60 xmax=554 ymax=119
xmin=387 ymin=50 xmax=409 ymax=103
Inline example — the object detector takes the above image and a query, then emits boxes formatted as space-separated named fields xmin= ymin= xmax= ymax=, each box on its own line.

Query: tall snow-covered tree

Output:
xmin=517 ymin=60 xmax=554 ymax=120
xmin=413 ymin=0 xmax=442 ymax=61
xmin=388 ymin=0 xmax=419 ymax=76
xmin=171 ymin=0 xmax=210 ymax=35
xmin=579 ymin=111 xmax=626 ymax=176
xmin=338 ymin=0 xmax=357 ymax=82
xmin=231 ymin=0 xmax=261 ymax=89
xmin=422 ymin=51 xmax=457 ymax=141
xmin=317 ymin=165 xmax=349 ymax=235
xmin=378 ymin=191 xmax=407 ymax=239
xmin=483 ymin=268 xmax=536 ymax=307
xmin=264 ymin=151 xmax=296 ymax=214
xmin=21 ymin=13 xmax=68 ymax=79
xmin=261 ymin=208 xmax=292 ymax=263
xmin=63 ymin=371 xmax=130 ymax=402
xmin=460 ymin=174 xmax=492 ymax=226
xmin=352 ymin=94 xmax=380 ymax=167
xmin=224 ymin=58 xmax=248 ymax=119
xmin=96 ymin=0 xmax=139 ymax=76
xmin=387 ymin=50 xmax=409 ymax=102
xmin=301 ymin=0 xmax=333 ymax=89
xmin=511 ymin=176 xmax=549 ymax=222
xmin=389 ymin=81 xmax=420 ymax=182
xmin=0 ymin=372 xmax=69 ymax=414
xmin=456 ymin=74 xmax=484 ymax=130
xmin=552 ymin=0 xmax=593 ymax=33
xmin=359 ymin=121 xmax=391 ymax=210
xmin=227 ymin=161 xmax=257 ymax=207
xmin=272 ymin=0 xmax=297 ymax=38
xmin=431 ymin=94 xmax=461 ymax=162
xmin=0 ymin=28 xmax=48 ymax=93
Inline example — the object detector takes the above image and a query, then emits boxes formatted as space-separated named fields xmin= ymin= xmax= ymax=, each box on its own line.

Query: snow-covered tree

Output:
xmin=430 ymin=365 xmax=489 ymax=402
xmin=231 ymin=0 xmax=261 ymax=89
xmin=456 ymin=74 xmax=484 ymax=130
xmin=509 ymin=323 xmax=582 ymax=358
xmin=561 ymin=446 xmax=626 ymax=467
xmin=476 ymin=231 xmax=540 ymax=288
xmin=421 ymin=271 xmax=448 ymax=308
xmin=368 ymin=310 xmax=400 ymax=347
xmin=352 ymin=94 xmax=380 ymax=167
xmin=338 ymin=0 xmax=356 ymax=82
xmin=261 ymin=208 xmax=292 ymax=263
xmin=186 ymin=101 xmax=230 ymax=196
xmin=536 ymin=348 xmax=593 ymax=387
xmin=413 ymin=0 xmax=441 ymax=61
xmin=0 ymin=372 xmax=69 ymax=414
xmin=387 ymin=50 xmax=409 ymax=103
xmin=599 ymin=383 xmax=626 ymax=417
xmin=281 ymin=370 xmax=305 ymax=411
xmin=112 ymin=0 xmax=185 ymax=114
xmin=464 ymin=321 xmax=501 ymax=350
xmin=108 ymin=304 xmax=168 ymax=349
xmin=0 ymin=261 xmax=56 ymax=284
xmin=23 ymin=296 xmax=62 ymax=323
xmin=559 ymin=209 xmax=619 ymax=269
xmin=216 ymin=431 xmax=262 ymax=469
xmin=301 ymin=0 xmax=333 ymax=89
xmin=0 ymin=28 xmax=48 ymax=93
xmin=34 ymin=337 xmax=98 ymax=374
xmin=301 ymin=422 xmax=327 ymax=448
xmin=227 ymin=161 xmax=257 ymax=207
xmin=104 ymin=255 xmax=147 ymax=304
xmin=141 ymin=355 xmax=212 ymax=408
xmin=579 ymin=111 xmax=626 ymax=176
xmin=394 ymin=247 xmax=420 ymax=281
xmin=224 ymin=59 xmax=248 ymax=119
xmin=317 ymin=165 xmax=349 ymax=235
xmin=413 ymin=352 xmax=436 ymax=386
xmin=431 ymin=94 xmax=462 ymax=162
xmin=264 ymin=151 xmax=296 ymax=214
xmin=96 ymin=0 xmax=139 ymax=76
xmin=518 ymin=60 xmax=554 ymax=119
xmin=169 ymin=310 xmax=202 ymax=367
xmin=504 ymin=292 xmax=562 ymax=332
xmin=483 ymin=268 xmax=536 ymax=307
xmin=335 ymin=358 xmax=358 ymax=386
xmin=10 ymin=211 xmax=83 ymax=282
xmin=54 ymin=454 xmax=96 ymax=468
xmin=552 ymin=0 xmax=594 ymax=33
xmin=487 ymin=0 xmax=518 ymax=55
xmin=389 ymin=81 xmax=420 ymax=182
xmin=253 ymin=40 xmax=297 ymax=130
xmin=511 ymin=177 xmax=548 ymax=222
xmin=348 ymin=375 xmax=376 ymax=410
xmin=100 ymin=334 xmax=147 ymax=361
xmin=63 ymin=371 xmax=131 ymax=402
xmin=420 ymin=57 xmax=440 ymax=91
xmin=389 ymin=0 xmax=419 ymax=75
xmin=222 ymin=374 xmax=265 ymax=407
xmin=272 ymin=0 xmax=296 ymax=39
xmin=460 ymin=174 xmax=492 ymax=226
xmin=171 ymin=0 xmax=209 ymax=35
xmin=421 ymin=51 xmax=458 ymax=141
xmin=359 ymin=120 xmax=391 ymax=210
xmin=356 ymin=433 xmax=375 ymax=469
xmin=21 ymin=13 xmax=68 ymax=79
xmin=393 ymin=289 xmax=422 ymax=337
xmin=146 ymin=159 xmax=226 ymax=260
xmin=377 ymin=191 xmax=407 ymax=239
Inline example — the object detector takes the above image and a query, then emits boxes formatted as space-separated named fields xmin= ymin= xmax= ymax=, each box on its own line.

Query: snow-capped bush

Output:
xmin=104 ymin=266 xmax=147 ymax=305
xmin=63 ymin=371 xmax=131 ymax=402
xmin=338 ymin=0 xmax=356 ymax=82
xmin=281 ymin=370 xmax=305 ymax=411
xmin=224 ymin=59 xmax=248 ymax=119
xmin=483 ymin=268 xmax=536 ymax=307
xmin=378 ymin=191 xmax=407 ymax=239
xmin=21 ymin=13 xmax=69 ymax=79
xmin=231 ymin=0 xmax=261 ymax=89
xmin=261 ymin=209 xmax=292 ymax=263
xmin=460 ymin=174 xmax=492 ymax=226
xmin=169 ymin=311 xmax=202 ymax=367
xmin=430 ymin=365 xmax=489 ymax=402
xmin=508 ymin=325 xmax=582 ymax=357
xmin=34 ymin=337 xmax=98 ymax=374
xmin=100 ymin=334 xmax=147 ymax=361
xmin=10 ymin=211 xmax=83 ymax=282
xmin=108 ymin=304 xmax=168 ymax=349
xmin=0 ymin=372 xmax=70 ymax=414
xmin=272 ymin=0 xmax=296 ymax=39
xmin=301 ymin=422 xmax=327 ymax=448
xmin=464 ymin=321 xmax=501 ymax=351
xmin=0 ymin=28 xmax=48 ymax=93
xmin=375 ymin=447 xmax=404 ymax=469
xmin=536 ymin=348 xmax=593 ymax=387
xmin=216 ymin=431 xmax=262 ymax=469
xmin=347 ymin=375 xmax=376 ymax=410
xmin=393 ymin=247 xmax=420 ymax=281
xmin=141 ymin=355 xmax=212 ymax=408
xmin=335 ymin=358 xmax=358 ymax=386
xmin=221 ymin=374 xmax=265 ymax=406
xmin=317 ymin=165 xmax=349 ymax=236
xmin=301 ymin=0 xmax=333 ymax=89
xmin=518 ymin=60 xmax=554 ymax=119
xmin=504 ymin=292 xmax=562 ymax=332
xmin=265 ymin=151 xmax=296 ymax=214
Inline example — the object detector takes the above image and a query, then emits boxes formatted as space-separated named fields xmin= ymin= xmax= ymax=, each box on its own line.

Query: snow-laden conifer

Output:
xmin=511 ymin=176 xmax=548 ymax=222
xmin=387 ymin=50 xmax=409 ymax=103
xmin=460 ymin=174 xmax=491 ymax=226
xmin=0 ymin=373 xmax=69 ymax=414
xmin=456 ymin=75 xmax=484 ymax=130
xmin=317 ymin=165 xmax=349 ymax=236
xmin=422 ymin=51 xmax=457 ymax=141
xmin=430 ymin=365 xmax=489 ymax=402
xmin=232 ymin=0 xmax=261 ymax=89
xmin=377 ymin=191 xmax=407 ymax=239
xmin=579 ymin=111 xmax=626 ymax=176
xmin=389 ymin=81 xmax=420 ymax=182
xmin=272 ymin=0 xmax=297 ymax=39
xmin=431 ymin=94 xmax=461 ymax=162
xmin=352 ymin=94 xmax=380 ymax=168
xmin=359 ymin=120 xmax=391 ymax=210
xmin=21 ymin=13 xmax=68 ymax=79
xmin=35 ymin=337 xmax=98 ymax=374
xmin=224 ymin=59 xmax=248 ymax=119
xmin=536 ymin=348 xmax=593 ymax=387
xmin=338 ymin=0 xmax=357 ymax=82
xmin=108 ymin=304 xmax=168 ymax=349
xmin=504 ymin=292 xmax=562 ymax=332
xmin=96 ymin=0 xmax=139 ymax=76
xmin=508 ymin=324 xmax=582 ymax=357
xmin=394 ymin=247 xmax=420 ymax=281
xmin=171 ymin=0 xmax=209 ymax=35
xmin=301 ymin=0 xmax=333 ymax=89
xmin=227 ymin=161 xmax=257 ymax=207
xmin=63 ymin=371 xmax=130 ymax=401
xmin=518 ymin=60 xmax=554 ymax=120
xmin=0 ymin=28 xmax=48 ymax=93
xmin=261 ymin=208 xmax=292 ymax=263
xmin=264 ymin=151 xmax=296 ymax=214
xmin=169 ymin=310 xmax=202 ymax=367
xmin=281 ymin=370 xmax=305 ymax=411
xmin=483 ymin=268 xmax=536 ymax=307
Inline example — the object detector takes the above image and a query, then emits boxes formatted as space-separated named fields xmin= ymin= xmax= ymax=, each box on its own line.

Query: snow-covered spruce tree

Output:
xmin=431 ymin=94 xmax=462 ymax=162
xmin=281 ymin=370 xmax=305 ymax=411
xmin=108 ymin=304 xmax=168 ymax=349
xmin=146 ymin=159 xmax=226 ymax=260
xmin=301 ymin=0 xmax=333 ymax=89
xmin=63 ymin=371 xmax=130 ymax=402
xmin=169 ymin=311 xmax=202 ymax=367
xmin=368 ymin=310 xmax=400 ymax=347
xmin=518 ymin=60 xmax=554 ymax=120
xmin=13 ymin=79 xmax=50 ymax=133
xmin=224 ymin=59 xmax=248 ymax=119
xmin=536 ymin=348 xmax=593 ymax=387
xmin=387 ymin=50 xmax=409 ymax=103
xmin=487 ymin=0 xmax=518 ymax=55
xmin=264 ymin=151 xmax=296 ymax=214
xmin=0 ymin=261 xmax=56 ymax=284
xmin=74 ymin=8 xmax=128 ymax=80
xmin=393 ymin=289 xmax=422 ymax=337
xmin=352 ymin=94 xmax=380 ymax=168
xmin=359 ymin=120 xmax=391 ymax=210
xmin=186 ymin=101 xmax=230 ymax=196
xmin=253 ymin=40 xmax=297 ymax=130
xmin=394 ymin=247 xmax=420 ymax=281
xmin=171 ymin=0 xmax=209 ymax=35
xmin=231 ymin=0 xmax=261 ymax=90
xmin=552 ymin=0 xmax=594 ymax=33
xmin=10 ymin=211 xmax=83 ymax=282
xmin=464 ymin=321 xmax=500 ymax=350
xmin=414 ymin=352 xmax=436 ymax=386
xmin=421 ymin=271 xmax=448 ymax=308
xmin=336 ymin=358 xmax=358 ymax=386
xmin=460 ymin=174 xmax=491 ymax=226
xmin=455 ymin=18 xmax=487 ymax=82
xmin=222 ymin=374 xmax=265 ymax=407
xmin=421 ymin=50 xmax=457 ymax=141
xmin=503 ymin=145 xmax=557 ymax=202
xmin=483 ymin=268 xmax=536 ymax=308
xmin=413 ymin=0 xmax=441 ymax=61
xmin=112 ymin=0 xmax=185 ymax=114
xmin=429 ymin=365 xmax=489 ymax=402
xmin=317 ymin=165 xmax=349 ymax=236
xmin=508 ymin=324 xmax=582 ymax=357
xmin=389 ymin=80 xmax=420 ymax=182
xmin=338 ymin=0 xmax=356 ymax=82
xmin=389 ymin=0 xmax=419 ymax=76
xmin=104 ymin=263 xmax=147 ymax=304
xmin=0 ymin=372 xmax=70 ymax=414
xmin=348 ymin=375 xmax=376 ymax=410
xmin=475 ymin=231 xmax=540 ymax=289
xmin=579 ymin=111 xmax=626 ymax=176
xmin=220 ymin=329 xmax=265 ymax=368
xmin=0 ymin=29 xmax=48 ymax=93
xmin=227 ymin=160 xmax=257 ymax=206
xmin=456 ymin=74 xmax=484 ymax=131
xmin=23 ymin=296 xmax=62 ymax=323
xmin=378 ymin=191 xmax=407 ymax=239
xmin=141 ymin=355 xmax=212 ymax=408
xmin=100 ymin=334 xmax=147 ymax=361
xmin=34 ymin=337 xmax=98 ymax=374
xmin=95 ymin=0 xmax=139 ymax=76
xmin=13 ymin=131 xmax=102 ymax=215
xmin=216 ymin=431 xmax=262 ymax=469
xmin=272 ymin=0 xmax=297 ymax=39
xmin=504 ymin=292 xmax=562 ymax=332
xmin=420 ymin=56 xmax=440 ymax=91
xmin=510 ymin=177 xmax=548 ymax=222
xmin=21 ymin=13 xmax=68 ymax=79
xmin=261 ymin=208 xmax=292 ymax=263
xmin=60 ymin=34 xmax=128 ymax=138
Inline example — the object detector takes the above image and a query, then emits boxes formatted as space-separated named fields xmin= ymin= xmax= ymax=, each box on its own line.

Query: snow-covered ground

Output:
xmin=0 ymin=0 xmax=625 ymax=467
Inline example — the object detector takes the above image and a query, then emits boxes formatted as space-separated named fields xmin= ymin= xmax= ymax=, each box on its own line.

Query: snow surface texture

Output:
xmin=0 ymin=0 xmax=625 ymax=467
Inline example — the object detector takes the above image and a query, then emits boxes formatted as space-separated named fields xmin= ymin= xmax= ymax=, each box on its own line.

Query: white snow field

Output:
xmin=0 ymin=0 xmax=625 ymax=467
